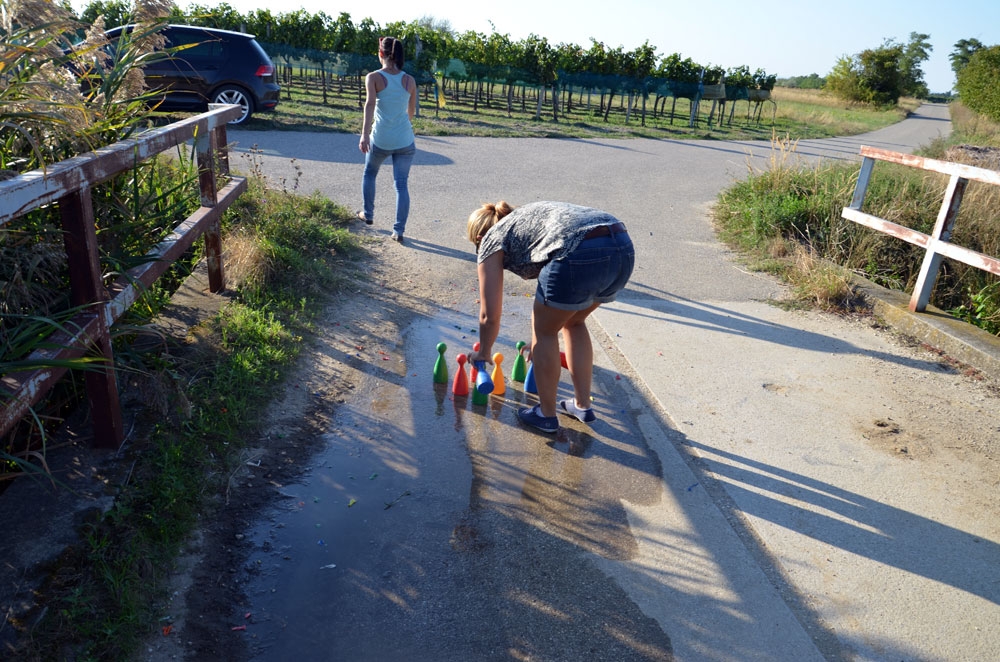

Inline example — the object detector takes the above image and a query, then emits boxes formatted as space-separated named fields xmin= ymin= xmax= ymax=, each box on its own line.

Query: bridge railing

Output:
xmin=0 ymin=105 xmax=247 ymax=449
xmin=842 ymin=145 xmax=1000 ymax=313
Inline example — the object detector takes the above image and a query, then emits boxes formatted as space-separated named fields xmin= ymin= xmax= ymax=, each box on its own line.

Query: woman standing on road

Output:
xmin=467 ymin=201 xmax=635 ymax=433
xmin=358 ymin=36 xmax=416 ymax=243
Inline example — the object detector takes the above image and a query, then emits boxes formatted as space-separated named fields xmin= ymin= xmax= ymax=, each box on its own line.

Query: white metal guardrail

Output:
xmin=842 ymin=145 xmax=1000 ymax=313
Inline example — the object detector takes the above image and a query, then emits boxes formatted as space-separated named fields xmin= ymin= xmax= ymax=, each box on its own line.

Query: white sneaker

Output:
xmin=559 ymin=399 xmax=596 ymax=423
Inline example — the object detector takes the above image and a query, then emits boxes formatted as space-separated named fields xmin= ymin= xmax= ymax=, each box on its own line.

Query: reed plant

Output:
xmin=1 ymin=0 xmax=203 ymax=469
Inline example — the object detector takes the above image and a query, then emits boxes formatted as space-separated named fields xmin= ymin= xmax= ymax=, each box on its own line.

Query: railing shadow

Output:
xmin=615 ymin=282 xmax=948 ymax=374
xmin=686 ymin=438 xmax=1000 ymax=606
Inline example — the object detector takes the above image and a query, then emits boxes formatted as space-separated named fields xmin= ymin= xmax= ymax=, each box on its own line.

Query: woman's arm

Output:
xmin=405 ymin=74 xmax=417 ymax=120
xmin=359 ymin=73 xmax=378 ymax=153
xmin=471 ymin=251 xmax=504 ymax=364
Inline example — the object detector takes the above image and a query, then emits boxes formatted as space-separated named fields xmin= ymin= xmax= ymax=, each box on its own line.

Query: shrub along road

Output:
xmin=187 ymin=104 xmax=1000 ymax=661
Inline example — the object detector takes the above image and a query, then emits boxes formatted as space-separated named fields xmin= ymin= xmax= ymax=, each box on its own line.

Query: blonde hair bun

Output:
xmin=467 ymin=201 xmax=515 ymax=246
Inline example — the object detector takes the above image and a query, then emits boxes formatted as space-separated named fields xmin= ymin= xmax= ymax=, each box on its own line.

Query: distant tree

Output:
xmin=270 ymin=9 xmax=329 ymax=50
xmin=598 ymin=43 xmax=625 ymax=120
xmin=630 ymin=40 xmax=658 ymax=81
xmin=80 ymin=0 xmax=131 ymax=28
xmin=899 ymin=32 xmax=931 ymax=98
xmin=956 ymin=45 xmax=1000 ymax=122
xmin=327 ymin=12 xmax=357 ymax=53
xmin=659 ymin=53 xmax=701 ymax=83
xmin=179 ymin=2 xmax=245 ymax=31
xmin=858 ymin=41 xmax=904 ymax=104
xmin=583 ymin=39 xmax=608 ymax=79
xmin=415 ymin=14 xmax=452 ymax=36
xmin=407 ymin=15 xmax=455 ymax=71
xmin=950 ymin=38 xmax=985 ymax=78
xmin=752 ymin=68 xmax=776 ymax=91
xmin=825 ymin=54 xmax=864 ymax=101
xmin=789 ymin=73 xmax=826 ymax=89
xmin=244 ymin=9 xmax=277 ymax=42
xmin=354 ymin=17 xmax=381 ymax=56
xmin=724 ymin=64 xmax=754 ymax=88
xmin=702 ymin=63 xmax=725 ymax=85
xmin=519 ymin=34 xmax=555 ymax=95
xmin=826 ymin=39 xmax=907 ymax=105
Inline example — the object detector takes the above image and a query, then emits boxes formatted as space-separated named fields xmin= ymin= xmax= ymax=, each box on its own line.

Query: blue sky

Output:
xmin=141 ymin=0 xmax=1000 ymax=92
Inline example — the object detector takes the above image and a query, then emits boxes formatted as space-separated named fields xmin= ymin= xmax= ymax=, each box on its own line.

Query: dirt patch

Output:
xmin=0 ymin=235 xmax=443 ymax=660
xmin=943 ymin=144 xmax=1000 ymax=170
xmin=856 ymin=418 xmax=925 ymax=459
xmin=137 ymin=237 xmax=444 ymax=660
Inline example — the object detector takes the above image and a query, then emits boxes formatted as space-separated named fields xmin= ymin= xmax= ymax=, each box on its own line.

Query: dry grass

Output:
xmin=222 ymin=231 xmax=273 ymax=292
xmin=718 ymin=101 xmax=1000 ymax=332
xmin=770 ymin=88 xmax=920 ymax=136
xmin=949 ymin=101 xmax=1000 ymax=146
xmin=790 ymin=246 xmax=858 ymax=310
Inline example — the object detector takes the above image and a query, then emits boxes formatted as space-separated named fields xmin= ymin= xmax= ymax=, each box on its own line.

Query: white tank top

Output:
xmin=371 ymin=71 xmax=415 ymax=150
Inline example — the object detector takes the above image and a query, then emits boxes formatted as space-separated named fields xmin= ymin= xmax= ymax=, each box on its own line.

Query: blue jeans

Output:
xmin=362 ymin=141 xmax=415 ymax=235
xmin=536 ymin=232 xmax=635 ymax=311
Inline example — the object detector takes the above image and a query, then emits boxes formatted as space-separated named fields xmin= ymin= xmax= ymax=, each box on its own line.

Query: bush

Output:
xmin=956 ymin=46 xmax=1000 ymax=124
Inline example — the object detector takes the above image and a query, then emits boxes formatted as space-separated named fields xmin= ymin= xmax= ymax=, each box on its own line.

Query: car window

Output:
xmin=165 ymin=31 xmax=226 ymax=60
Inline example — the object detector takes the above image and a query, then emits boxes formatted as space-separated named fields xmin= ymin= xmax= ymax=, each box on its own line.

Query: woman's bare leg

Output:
xmin=530 ymin=300 xmax=578 ymax=418
xmin=560 ymin=302 xmax=600 ymax=409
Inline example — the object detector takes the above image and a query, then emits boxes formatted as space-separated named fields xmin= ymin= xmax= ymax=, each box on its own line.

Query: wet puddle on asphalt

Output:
xmin=239 ymin=307 xmax=667 ymax=659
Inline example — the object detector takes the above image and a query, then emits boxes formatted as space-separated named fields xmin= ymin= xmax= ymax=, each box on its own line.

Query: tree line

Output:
xmin=78 ymin=1 xmax=777 ymax=93
xmin=78 ymin=1 xmax=996 ymax=109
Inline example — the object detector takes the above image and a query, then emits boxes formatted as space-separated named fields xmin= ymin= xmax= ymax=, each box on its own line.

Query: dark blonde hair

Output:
xmin=378 ymin=36 xmax=404 ymax=69
xmin=467 ymin=201 xmax=515 ymax=249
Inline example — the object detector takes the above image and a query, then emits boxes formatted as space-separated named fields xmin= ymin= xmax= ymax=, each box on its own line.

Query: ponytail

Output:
xmin=392 ymin=39 xmax=404 ymax=69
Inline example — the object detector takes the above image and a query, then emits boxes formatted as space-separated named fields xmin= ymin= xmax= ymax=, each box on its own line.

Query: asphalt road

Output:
xmin=227 ymin=104 xmax=1000 ymax=661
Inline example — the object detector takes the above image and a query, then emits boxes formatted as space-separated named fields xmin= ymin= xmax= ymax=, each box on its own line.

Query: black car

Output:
xmin=104 ymin=24 xmax=280 ymax=124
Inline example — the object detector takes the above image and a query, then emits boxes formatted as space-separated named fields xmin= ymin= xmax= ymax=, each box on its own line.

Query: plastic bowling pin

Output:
xmin=524 ymin=361 xmax=537 ymax=394
xmin=510 ymin=340 xmax=527 ymax=382
xmin=452 ymin=353 xmax=469 ymax=396
xmin=433 ymin=342 xmax=448 ymax=384
xmin=473 ymin=360 xmax=494 ymax=394
xmin=470 ymin=341 xmax=480 ymax=383
xmin=490 ymin=352 xmax=505 ymax=396
xmin=472 ymin=384 xmax=489 ymax=405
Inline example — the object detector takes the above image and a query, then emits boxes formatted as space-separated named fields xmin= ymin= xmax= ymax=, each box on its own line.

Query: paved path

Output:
xmin=229 ymin=104 xmax=1000 ymax=661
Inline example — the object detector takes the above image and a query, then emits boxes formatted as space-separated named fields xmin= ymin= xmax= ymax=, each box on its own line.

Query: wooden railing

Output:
xmin=842 ymin=145 xmax=1000 ymax=313
xmin=0 ymin=105 xmax=247 ymax=449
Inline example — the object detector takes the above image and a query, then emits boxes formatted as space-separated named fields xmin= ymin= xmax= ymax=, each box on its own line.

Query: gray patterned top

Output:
xmin=477 ymin=201 xmax=621 ymax=280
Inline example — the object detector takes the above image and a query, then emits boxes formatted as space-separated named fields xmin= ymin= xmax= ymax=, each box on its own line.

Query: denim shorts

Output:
xmin=536 ymin=232 xmax=635 ymax=311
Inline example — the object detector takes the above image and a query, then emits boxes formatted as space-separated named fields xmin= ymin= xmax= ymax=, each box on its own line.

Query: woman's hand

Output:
xmin=468 ymin=348 xmax=493 ymax=366
xmin=359 ymin=135 xmax=370 ymax=154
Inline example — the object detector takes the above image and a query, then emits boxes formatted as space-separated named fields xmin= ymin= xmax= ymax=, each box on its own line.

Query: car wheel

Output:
xmin=212 ymin=85 xmax=254 ymax=124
